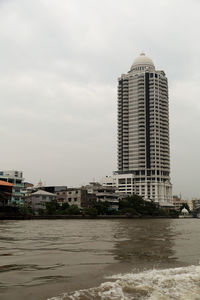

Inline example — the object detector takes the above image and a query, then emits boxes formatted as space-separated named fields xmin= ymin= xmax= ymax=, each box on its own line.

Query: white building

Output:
xmin=101 ymin=176 xmax=117 ymax=188
xmin=27 ymin=190 xmax=55 ymax=212
xmin=115 ymin=53 xmax=172 ymax=205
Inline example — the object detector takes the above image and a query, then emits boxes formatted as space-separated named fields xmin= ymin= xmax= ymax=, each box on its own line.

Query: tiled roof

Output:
xmin=0 ymin=180 xmax=13 ymax=187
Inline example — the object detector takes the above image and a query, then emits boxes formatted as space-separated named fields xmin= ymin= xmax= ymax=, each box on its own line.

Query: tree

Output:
xmin=94 ymin=201 xmax=110 ymax=215
xmin=45 ymin=200 xmax=59 ymax=215
xmin=38 ymin=208 xmax=45 ymax=216
xmin=119 ymin=194 xmax=145 ymax=214
xmin=83 ymin=207 xmax=98 ymax=217
xmin=17 ymin=205 xmax=34 ymax=216
xmin=118 ymin=194 xmax=171 ymax=216
xmin=66 ymin=205 xmax=81 ymax=215
xmin=120 ymin=207 xmax=137 ymax=216
xmin=60 ymin=202 xmax=69 ymax=210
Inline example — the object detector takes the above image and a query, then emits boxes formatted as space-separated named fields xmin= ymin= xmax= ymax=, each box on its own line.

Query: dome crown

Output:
xmin=130 ymin=52 xmax=155 ymax=72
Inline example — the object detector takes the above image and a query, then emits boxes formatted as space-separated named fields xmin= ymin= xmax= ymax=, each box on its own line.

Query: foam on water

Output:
xmin=48 ymin=265 xmax=200 ymax=300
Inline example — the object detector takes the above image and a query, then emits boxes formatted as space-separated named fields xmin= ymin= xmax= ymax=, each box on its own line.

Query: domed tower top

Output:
xmin=130 ymin=52 xmax=155 ymax=72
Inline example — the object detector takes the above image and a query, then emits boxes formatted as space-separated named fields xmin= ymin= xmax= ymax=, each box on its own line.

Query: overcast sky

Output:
xmin=0 ymin=0 xmax=200 ymax=199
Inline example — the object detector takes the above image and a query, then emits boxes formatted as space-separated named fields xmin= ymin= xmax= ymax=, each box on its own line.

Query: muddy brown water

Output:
xmin=0 ymin=219 xmax=200 ymax=300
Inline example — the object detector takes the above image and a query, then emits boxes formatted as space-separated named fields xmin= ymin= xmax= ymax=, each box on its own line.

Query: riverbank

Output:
xmin=0 ymin=214 xmax=179 ymax=220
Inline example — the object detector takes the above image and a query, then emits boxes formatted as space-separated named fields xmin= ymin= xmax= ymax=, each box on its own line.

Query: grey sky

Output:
xmin=0 ymin=0 xmax=200 ymax=199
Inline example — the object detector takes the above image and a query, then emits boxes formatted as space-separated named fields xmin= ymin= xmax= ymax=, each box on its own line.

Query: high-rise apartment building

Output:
xmin=115 ymin=53 xmax=172 ymax=204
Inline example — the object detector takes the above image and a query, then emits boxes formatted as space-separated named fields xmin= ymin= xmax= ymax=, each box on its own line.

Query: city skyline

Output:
xmin=0 ymin=0 xmax=200 ymax=198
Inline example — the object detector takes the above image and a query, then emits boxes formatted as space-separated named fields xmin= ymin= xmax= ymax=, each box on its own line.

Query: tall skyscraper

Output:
xmin=115 ymin=53 xmax=172 ymax=204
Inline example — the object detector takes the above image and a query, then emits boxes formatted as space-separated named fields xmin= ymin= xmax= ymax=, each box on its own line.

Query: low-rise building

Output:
xmin=22 ymin=182 xmax=35 ymax=198
xmin=43 ymin=186 xmax=67 ymax=206
xmin=26 ymin=190 xmax=55 ymax=212
xmin=84 ymin=182 xmax=119 ymax=210
xmin=66 ymin=188 xmax=95 ymax=208
xmin=0 ymin=170 xmax=24 ymax=204
xmin=0 ymin=180 xmax=13 ymax=206
xmin=56 ymin=190 xmax=68 ymax=206
xmin=55 ymin=188 xmax=96 ymax=208
xmin=101 ymin=176 xmax=117 ymax=188
xmin=192 ymin=199 xmax=200 ymax=212
xmin=102 ymin=174 xmax=173 ymax=209
xmin=173 ymin=195 xmax=192 ymax=211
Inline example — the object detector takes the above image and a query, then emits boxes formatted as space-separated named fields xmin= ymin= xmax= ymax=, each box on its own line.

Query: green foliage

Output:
xmin=118 ymin=194 xmax=173 ymax=217
xmin=83 ymin=207 xmax=98 ymax=217
xmin=65 ymin=205 xmax=81 ymax=215
xmin=37 ymin=208 xmax=45 ymax=216
xmin=45 ymin=200 xmax=60 ymax=215
xmin=168 ymin=209 xmax=179 ymax=217
xmin=60 ymin=202 xmax=69 ymax=210
xmin=17 ymin=205 xmax=34 ymax=216
xmin=120 ymin=207 xmax=137 ymax=216
xmin=157 ymin=208 xmax=168 ymax=216
xmin=119 ymin=195 xmax=145 ymax=214
xmin=1 ymin=194 xmax=177 ymax=218
xmin=93 ymin=201 xmax=110 ymax=215
xmin=107 ymin=208 xmax=119 ymax=215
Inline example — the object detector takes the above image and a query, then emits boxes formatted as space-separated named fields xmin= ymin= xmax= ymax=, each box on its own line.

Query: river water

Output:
xmin=0 ymin=219 xmax=200 ymax=300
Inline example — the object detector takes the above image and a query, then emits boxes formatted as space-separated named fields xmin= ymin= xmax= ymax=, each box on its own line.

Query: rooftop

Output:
xmin=0 ymin=180 xmax=13 ymax=187
xmin=130 ymin=52 xmax=155 ymax=72
xmin=31 ymin=190 xmax=55 ymax=196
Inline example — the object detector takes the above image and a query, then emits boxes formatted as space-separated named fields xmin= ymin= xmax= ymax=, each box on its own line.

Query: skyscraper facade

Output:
xmin=115 ymin=53 xmax=172 ymax=204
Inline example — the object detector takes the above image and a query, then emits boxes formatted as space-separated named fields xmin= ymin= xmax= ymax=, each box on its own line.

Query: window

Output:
xmin=74 ymin=198 xmax=77 ymax=202
xmin=68 ymin=198 xmax=71 ymax=202
xmin=119 ymin=179 xmax=125 ymax=184
xmin=127 ymin=178 xmax=131 ymax=184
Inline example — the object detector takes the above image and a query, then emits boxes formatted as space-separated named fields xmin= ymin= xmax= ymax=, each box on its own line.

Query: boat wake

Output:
xmin=48 ymin=265 xmax=200 ymax=300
